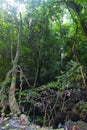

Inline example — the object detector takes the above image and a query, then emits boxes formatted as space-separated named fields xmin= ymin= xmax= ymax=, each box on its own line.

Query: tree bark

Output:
xmin=33 ymin=47 xmax=41 ymax=88
xmin=9 ymin=65 xmax=21 ymax=115
xmin=8 ymin=13 xmax=22 ymax=115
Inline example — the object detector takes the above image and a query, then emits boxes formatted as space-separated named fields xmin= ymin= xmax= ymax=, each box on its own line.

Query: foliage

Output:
xmin=0 ymin=0 xmax=87 ymax=127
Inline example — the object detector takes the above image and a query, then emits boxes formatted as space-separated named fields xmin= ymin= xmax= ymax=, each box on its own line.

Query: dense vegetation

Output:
xmin=0 ymin=0 xmax=87 ymax=128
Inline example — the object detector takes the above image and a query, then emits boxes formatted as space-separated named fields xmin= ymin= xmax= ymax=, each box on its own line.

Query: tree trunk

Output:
xmin=72 ymin=38 xmax=86 ymax=88
xmin=8 ymin=13 xmax=22 ymax=115
xmin=33 ymin=47 xmax=41 ymax=88
xmin=9 ymin=65 xmax=21 ymax=115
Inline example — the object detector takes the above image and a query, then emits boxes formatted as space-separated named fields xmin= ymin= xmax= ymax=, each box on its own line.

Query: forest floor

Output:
xmin=0 ymin=114 xmax=87 ymax=130
xmin=0 ymin=114 xmax=63 ymax=130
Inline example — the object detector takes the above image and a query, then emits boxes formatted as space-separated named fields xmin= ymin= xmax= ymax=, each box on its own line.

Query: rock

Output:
xmin=19 ymin=114 xmax=30 ymax=125
xmin=9 ymin=119 xmax=21 ymax=128
xmin=0 ymin=117 xmax=4 ymax=124
xmin=58 ymin=123 xmax=64 ymax=128
xmin=64 ymin=119 xmax=74 ymax=130
xmin=64 ymin=120 xmax=87 ymax=130
xmin=72 ymin=125 xmax=80 ymax=130
xmin=0 ymin=114 xmax=31 ymax=130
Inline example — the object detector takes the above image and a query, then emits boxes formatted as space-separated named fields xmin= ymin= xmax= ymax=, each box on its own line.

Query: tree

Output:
xmin=8 ymin=12 xmax=22 ymax=115
xmin=0 ymin=12 xmax=22 ymax=116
